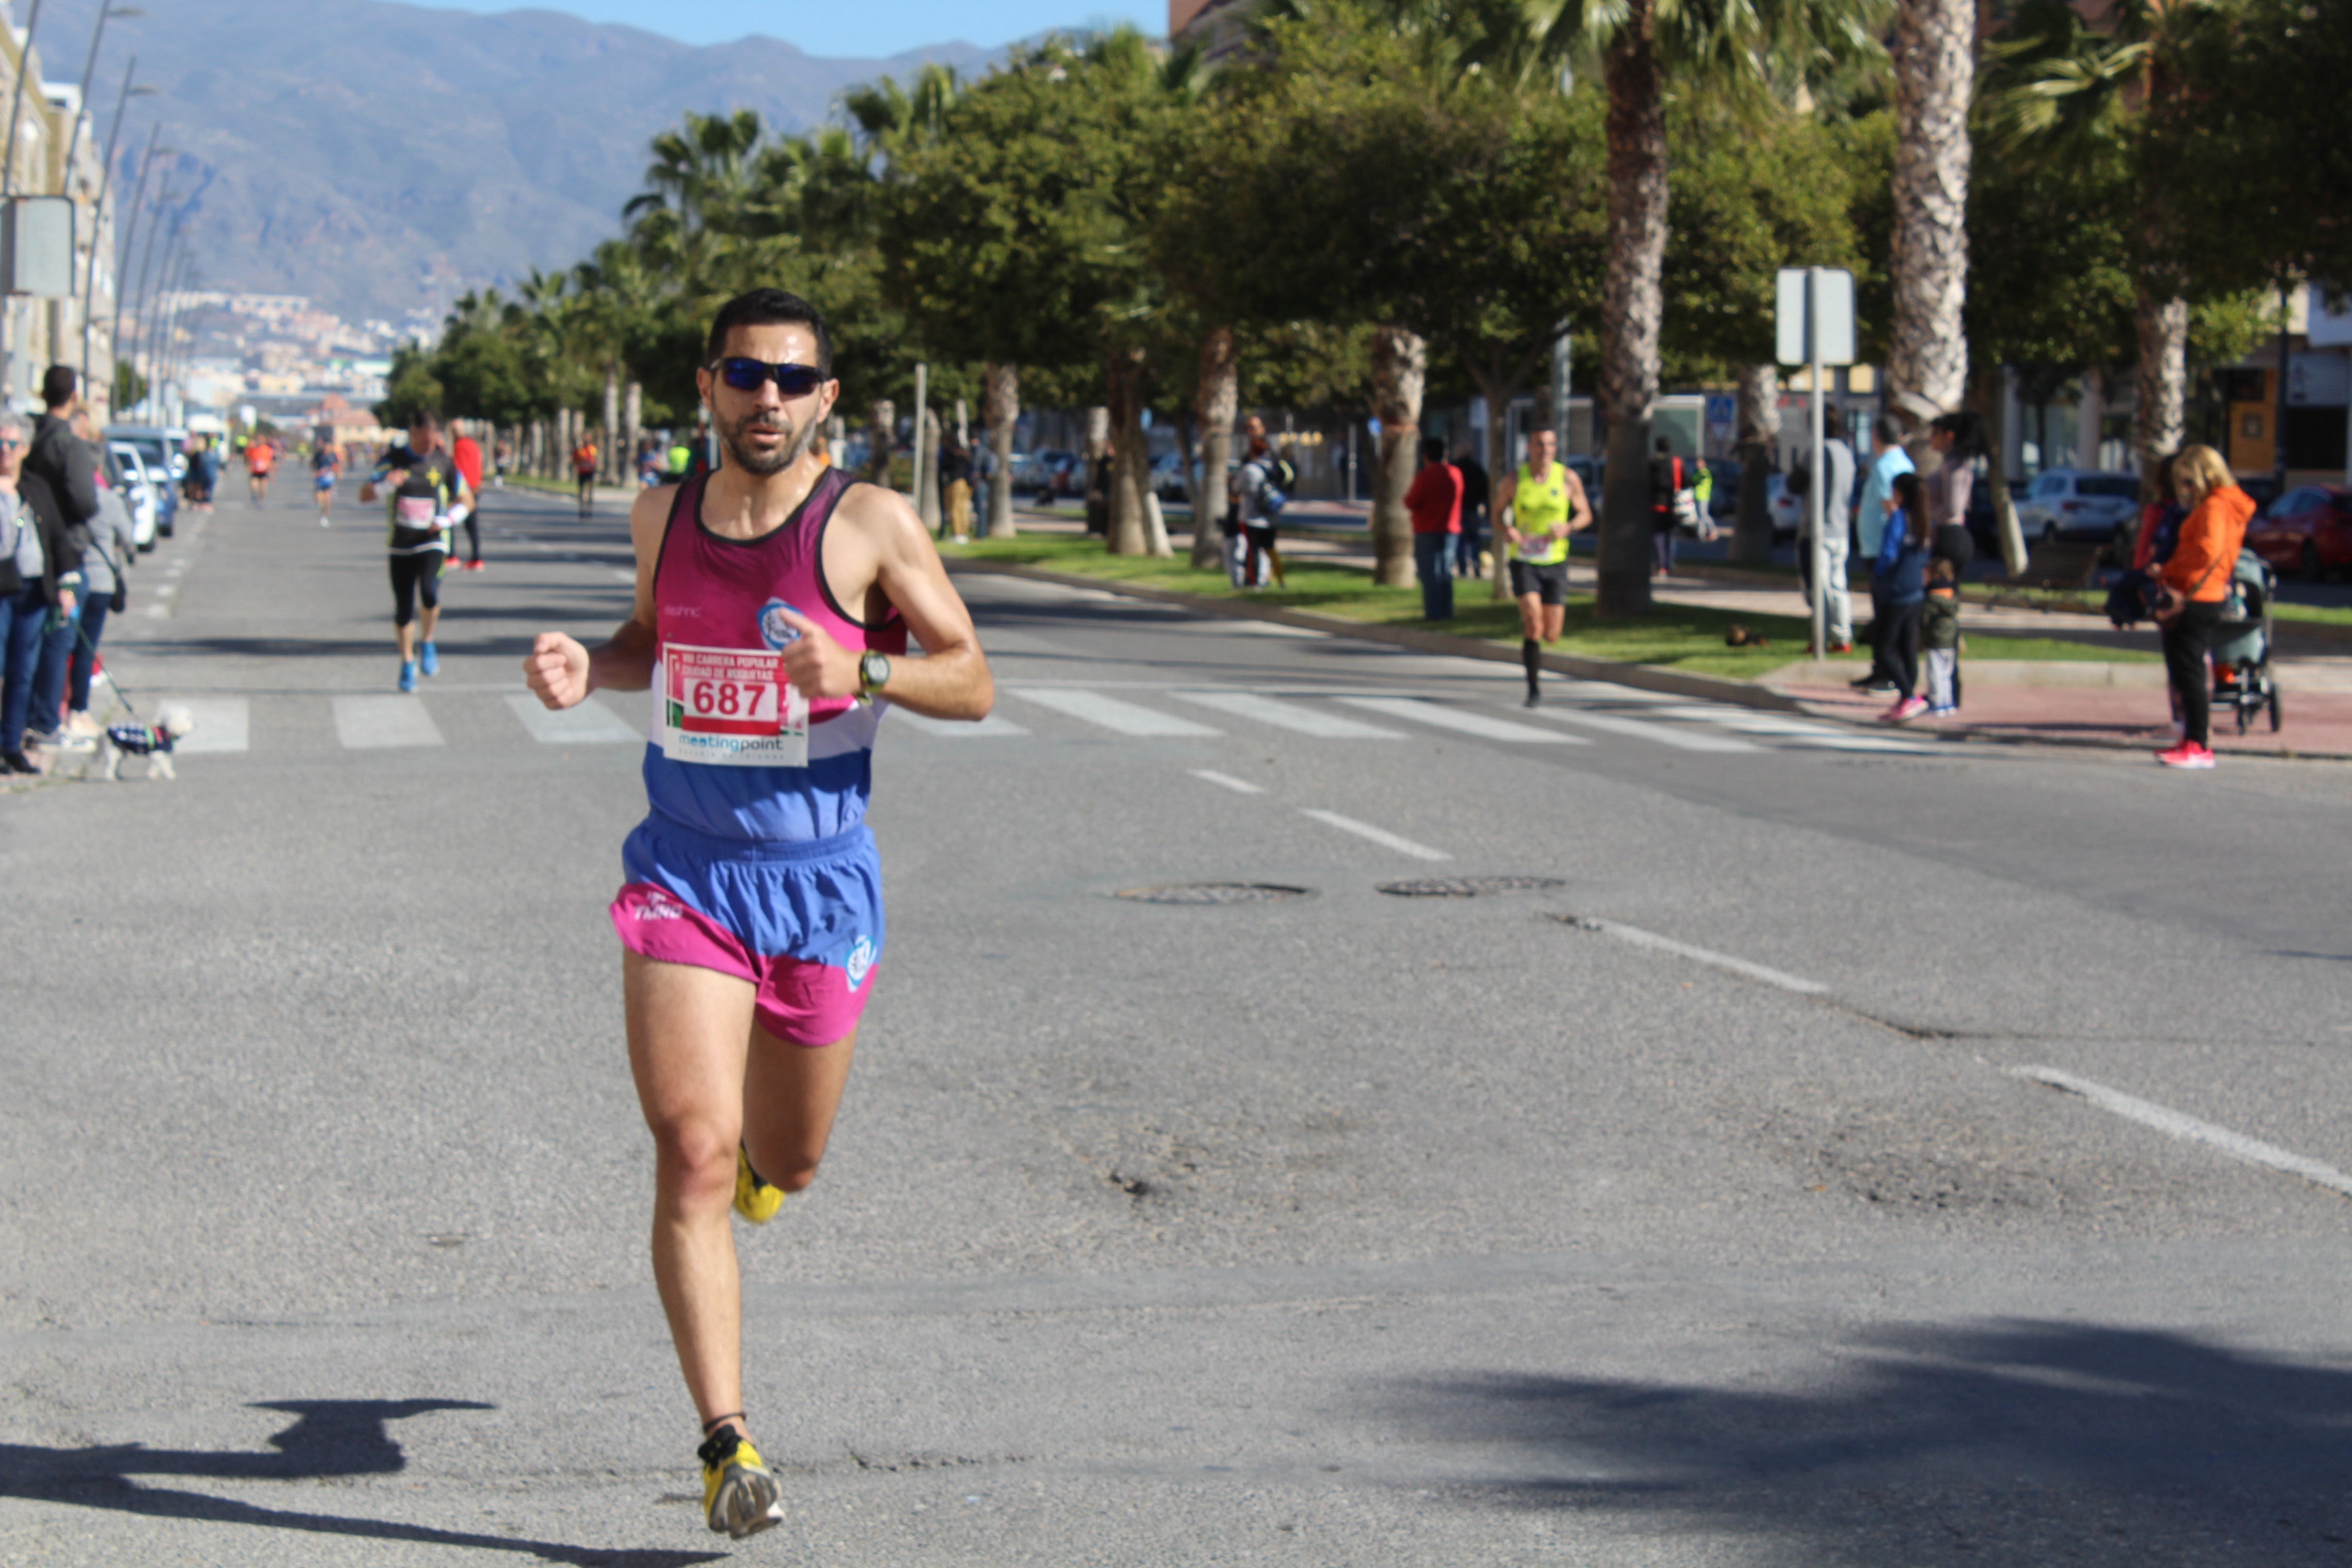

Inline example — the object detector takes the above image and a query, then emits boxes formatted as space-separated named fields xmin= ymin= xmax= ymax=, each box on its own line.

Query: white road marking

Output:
xmin=1516 ymin=706 xmax=1761 ymax=752
xmin=150 ymin=698 xmax=249 ymax=753
xmin=1335 ymin=696 xmax=1580 ymax=743
xmin=1647 ymin=705 xmax=1844 ymax=736
xmin=611 ymin=570 xmax=637 ymax=585
xmin=1007 ymin=687 xmax=1220 ymax=737
xmin=1299 ymin=808 xmax=1450 ymax=861
xmin=890 ymin=709 xmax=1030 ymax=737
xmin=142 ymin=602 xmax=169 ymax=619
xmin=1569 ymin=917 xmax=1829 ymax=994
xmin=1784 ymin=733 xmax=1938 ymax=754
xmin=1190 ymin=768 xmax=1264 ymax=794
xmin=1174 ymin=690 xmax=1404 ymax=738
xmin=2014 ymin=1066 xmax=2352 ymax=1201
xmin=333 ymin=694 xmax=445 ymax=749
xmin=504 ymin=693 xmax=638 ymax=744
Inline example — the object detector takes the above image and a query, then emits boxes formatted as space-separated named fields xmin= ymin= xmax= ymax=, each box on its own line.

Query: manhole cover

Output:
xmin=1376 ymin=875 xmax=1567 ymax=898
xmin=1113 ymin=883 xmax=1311 ymax=905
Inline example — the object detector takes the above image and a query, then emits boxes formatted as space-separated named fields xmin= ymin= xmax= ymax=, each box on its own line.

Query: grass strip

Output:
xmin=951 ymin=535 xmax=2153 ymax=679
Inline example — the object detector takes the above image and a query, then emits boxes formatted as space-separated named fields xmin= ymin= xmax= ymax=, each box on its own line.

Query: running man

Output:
xmin=246 ymin=438 xmax=275 ymax=506
xmin=313 ymin=441 xmax=341 ymax=526
xmin=573 ymin=432 xmax=600 ymax=517
xmin=360 ymin=410 xmax=472 ymax=692
xmin=521 ymin=289 xmax=993 ymax=1541
xmin=1493 ymin=428 xmax=1592 ymax=706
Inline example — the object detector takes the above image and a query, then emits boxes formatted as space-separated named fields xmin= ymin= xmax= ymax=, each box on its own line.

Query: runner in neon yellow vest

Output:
xmin=1492 ymin=428 xmax=1592 ymax=706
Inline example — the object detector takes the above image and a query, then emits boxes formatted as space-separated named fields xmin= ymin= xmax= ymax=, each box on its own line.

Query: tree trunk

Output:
xmin=1143 ymin=489 xmax=1173 ymax=558
xmin=1465 ymin=359 xmax=1523 ymax=601
xmin=1083 ymin=404 xmax=1113 ymax=536
xmin=1106 ymin=351 xmax=1151 ymax=555
xmin=2075 ymin=364 xmax=2104 ymax=472
xmin=2133 ymin=289 xmax=2187 ymax=498
xmin=917 ymin=406 xmax=943 ymax=536
xmin=1190 ymin=325 xmax=1237 ymax=569
xmin=1973 ymin=362 xmax=2028 ymax=577
xmin=622 ymin=380 xmax=642 ymax=486
xmin=1887 ymin=0 xmax=1974 ymax=426
xmin=1596 ymin=6 xmax=1668 ymax=618
xmin=1367 ymin=325 xmax=1424 ymax=589
xmin=868 ymin=399 xmax=895 ymax=485
xmin=982 ymin=361 xmax=1019 ymax=538
xmin=1732 ymin=363 xmax=1780 ymax=568
xmin=602 ymin=365 xmax=621 ymax=483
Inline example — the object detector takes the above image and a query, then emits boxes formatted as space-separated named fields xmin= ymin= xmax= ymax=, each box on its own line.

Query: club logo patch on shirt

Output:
xmin=760 ymin=598 xmax=804 ymax=650
xmin=844 ymin=935 xmax=876 ymax=990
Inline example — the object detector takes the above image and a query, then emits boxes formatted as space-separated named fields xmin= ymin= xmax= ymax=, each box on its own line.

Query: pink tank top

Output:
xmin=642 ymin=468 xmax=907 ymax=845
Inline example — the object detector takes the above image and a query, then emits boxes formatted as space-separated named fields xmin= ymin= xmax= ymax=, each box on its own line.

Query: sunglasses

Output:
xmin=0 ymin=436 xmax=21 ymax=449
xmin=710 ymin=357 xmax=827 ymax=397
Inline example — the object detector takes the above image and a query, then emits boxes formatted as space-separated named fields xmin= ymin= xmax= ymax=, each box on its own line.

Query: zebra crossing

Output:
xmin=130 ymin=683 xmax=1938 ymax=757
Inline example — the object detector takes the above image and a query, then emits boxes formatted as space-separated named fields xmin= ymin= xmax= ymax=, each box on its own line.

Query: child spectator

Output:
xmin=1874 ymin=470 xmax=1931 ymax=723
xmin=1921 ymin=557 xmax=1962 ymax=716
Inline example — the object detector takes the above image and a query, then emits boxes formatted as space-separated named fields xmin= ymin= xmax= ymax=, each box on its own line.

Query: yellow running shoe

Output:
xmin=698 ymin=1425 xmax=785 ymax=1539
xmin=734 ymin=1144 xmax=784 ymax=1224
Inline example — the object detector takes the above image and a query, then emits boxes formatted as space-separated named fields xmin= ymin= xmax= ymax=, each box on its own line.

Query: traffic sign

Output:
xmin=2 ymin=197 xmax=73 ymax=297
xmin=1776 ymin=267 xmax=1855 ymax=368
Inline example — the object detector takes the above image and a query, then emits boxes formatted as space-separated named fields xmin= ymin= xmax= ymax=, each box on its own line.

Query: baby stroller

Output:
xmin=2210 ymin=548 xmax=2280 ymax=735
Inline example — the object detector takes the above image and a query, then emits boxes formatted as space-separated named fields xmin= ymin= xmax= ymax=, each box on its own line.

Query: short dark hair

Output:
xmin=40 ymin=365 xmax=75 ymax=407
xmin=705 ymin=288 xmax=833 ymax=376
xmin=1874 ymin=414 xmax=1904 ymax=446
xmin=1420 ymin=435 xmax=1447 ymax=463
xmin=1823 ymin=404 xmax=1846 ymax=441
xmin=408 ymin=408 xmax=442 ymax=430
xmin=1655 ymin=435 xmax=1672 ymax=453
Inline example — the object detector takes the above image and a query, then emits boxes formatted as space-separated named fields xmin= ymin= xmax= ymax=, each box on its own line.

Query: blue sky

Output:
xmin=428 ymin=1 xmax=1164 ymax=54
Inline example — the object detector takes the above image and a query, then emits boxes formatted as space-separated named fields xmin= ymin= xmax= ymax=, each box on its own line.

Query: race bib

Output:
xmin=395 ymin=496 xmax=438 ymax=529
xmin=656 ymin=644 xmax=808 ymax=768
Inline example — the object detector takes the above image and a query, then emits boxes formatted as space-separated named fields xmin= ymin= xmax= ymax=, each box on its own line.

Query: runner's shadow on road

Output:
xmin=1 ymin=1399 xmax=721 ymax=1567
xmin=1389 ymin=1320 xmax=2352 ymax=1566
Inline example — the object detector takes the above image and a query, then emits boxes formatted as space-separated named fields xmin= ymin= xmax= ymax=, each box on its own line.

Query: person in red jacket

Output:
xmin=451 ymin=431 xmax=486 ymax=570
xmin=2151 ymin=444 xmax=2255 ymax=769
xmin=1403 ymin=434 xmax=1461 ymax=621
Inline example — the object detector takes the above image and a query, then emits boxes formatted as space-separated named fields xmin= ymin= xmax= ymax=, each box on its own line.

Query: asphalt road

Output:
xmin=4 ymin=475 xmax=2350 ymax=1567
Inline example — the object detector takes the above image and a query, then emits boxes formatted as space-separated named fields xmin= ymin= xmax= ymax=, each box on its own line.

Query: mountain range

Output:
xmin=29 ymin=0 xmax=994 ymax=325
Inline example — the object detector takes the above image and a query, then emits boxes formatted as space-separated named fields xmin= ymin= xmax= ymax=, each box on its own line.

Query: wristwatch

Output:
xmin=857 ymin=650 xmax=892 ymax=694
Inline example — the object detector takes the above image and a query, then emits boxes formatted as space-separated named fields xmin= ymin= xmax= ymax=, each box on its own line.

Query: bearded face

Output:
xmin=714 ymin=399 xmax=817 ymax=477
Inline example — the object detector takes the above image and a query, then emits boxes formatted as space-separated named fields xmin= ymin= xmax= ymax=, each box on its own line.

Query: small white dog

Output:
xmin=99 ymin=704 xmax=196 ymax=781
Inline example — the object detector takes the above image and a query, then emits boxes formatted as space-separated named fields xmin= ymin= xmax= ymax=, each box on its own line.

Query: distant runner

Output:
xmin=246 ymin=438 xmax=275 ymax=506
xmin=453 ymin=428 xmax=486 ymax=569
xmin=313 ymin=442 xmax=340 ymax=526
xmin=360 ymin=410 xmax=472 ymax=692
xmin=573 ymin=434 xmax=600 ymax=518
xmin=1494 ymin=429 xmax=1591 ymax=706
xmin=523 ymin=289 xmax=994 ymax=1541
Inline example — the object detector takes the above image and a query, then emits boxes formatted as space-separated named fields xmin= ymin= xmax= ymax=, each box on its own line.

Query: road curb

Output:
xmin=943 ymin=557 xmax=1810 ymax=715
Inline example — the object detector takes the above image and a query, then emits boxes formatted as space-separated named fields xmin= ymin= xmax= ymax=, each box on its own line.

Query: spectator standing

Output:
xmin=0 ymin=410 xmax=78 ymax=772
xmin=938 ymin=432 xmax=974 ymax=542
xmin=22 ymin=367 xmax=99 ymax=751
xmin=1923 ymin=412 xmax=1980 ymax=565
xmin=67 ymin=423 xmax=136 ymax=738
xmin=2132 ymin=452 xmax=2185 ymax=572
xmin=1403 ymin=435 xmax=1462 ymax=621
xmin=1648 ymin=436 xmax=1685 ymax=576
xmin=2151 ymin=444 xmax=2255 ymax=769
xmin=1453 ymin=446 xmax=1489 ymax=576
xmin=1807 ymin=406 xmax=1859 ymax=652
xmin=452 ymin=430 xmax=487 ymax=568
xmin=1921 ymin=557 xmax=1963 ymax=715
xmin=1852 ymin=414 xmax=1915 ymax=692
xmin=1229 ymin=416 xmax=1282 ymax=589
xmin=1873 ymin=470 xmax=1932 ymax=723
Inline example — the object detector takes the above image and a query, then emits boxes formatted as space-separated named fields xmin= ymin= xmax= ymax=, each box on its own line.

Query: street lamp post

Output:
xmin=105 ymin=125 xmax=164 ymax=402
xmin=132 ymin=210 xmax=178 ymax=410
xmin=61 ymin=5 xmax=140 ymax=176
xmin=1 ymin=0 xmax=44 ymax=202
xmin=126 ymin=189 xmax=174 ymax=407
xmin=80 ymin=63 xmax=152 ymax=401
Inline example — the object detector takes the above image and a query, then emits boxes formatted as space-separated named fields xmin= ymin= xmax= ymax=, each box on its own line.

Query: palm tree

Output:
xmin=1984 ymin=0 xmax=2229 ymax=497
xmin=1886 ymin=0 xmax=1974 ymax=433
xmin=1488 ymin=0 xmax=1889 ymax=616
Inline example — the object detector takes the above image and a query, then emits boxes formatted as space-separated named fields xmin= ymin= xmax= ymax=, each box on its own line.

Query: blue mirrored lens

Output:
xmin=717 ymin=358 xmax=823 ymax=395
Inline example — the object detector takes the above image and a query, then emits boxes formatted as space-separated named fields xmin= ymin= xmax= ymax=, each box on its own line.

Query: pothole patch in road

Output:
xmin=1761 ymin=1105 xmax=2076 ymax=1216
xmin=1376 ymin=875 xmax=1565 ymax=898
xmin=1113 ymin=883 xmax=1311 ymax=904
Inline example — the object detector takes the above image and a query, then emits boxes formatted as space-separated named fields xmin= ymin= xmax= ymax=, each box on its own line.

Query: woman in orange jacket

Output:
xmin=2151 ymin=444 xmax=2255 ymax=768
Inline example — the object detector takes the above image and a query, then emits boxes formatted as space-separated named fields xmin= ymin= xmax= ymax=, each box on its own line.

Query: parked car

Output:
xmin=2247 ymin=485 xmax=2352 ymax=581
xmin=1149 ymin=451 xmax=1191 ymax=502
xmin=2014 ymin=468 xmax=2141 ymax=542
xmin=1765 ymin=472 xmax=1806 ymax=542
xmin=1031 ymin=448 xmax=1082 ymax=497
xmin=1004 ymin=451 xmax=1038 ymax=493
xmin=107 ymin=441 xmax=161 ymax=552
xmin=103 ymin=425 xmax=182 ymax=538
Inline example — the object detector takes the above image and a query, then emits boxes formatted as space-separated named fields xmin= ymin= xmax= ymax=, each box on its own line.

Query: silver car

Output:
xmin=108 ymin=441 xmax=160 ymax=551
xmin=2015 ymin=468 xmax=2142 ymax=542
